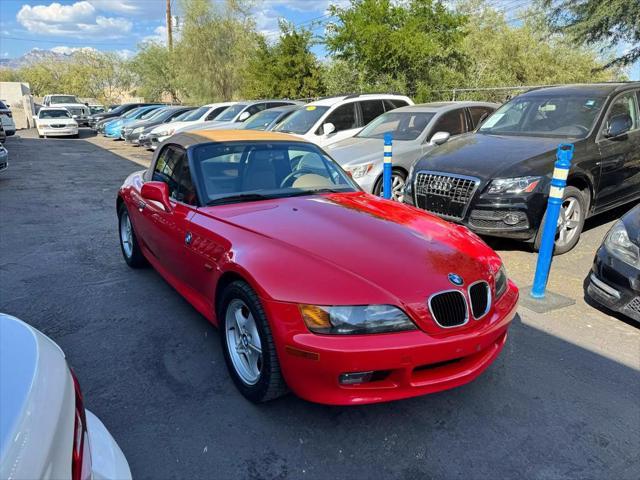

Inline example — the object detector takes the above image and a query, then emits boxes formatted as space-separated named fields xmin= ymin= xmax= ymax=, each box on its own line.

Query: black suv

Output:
xmin=404 ymin=83 xmax=640 ymax=254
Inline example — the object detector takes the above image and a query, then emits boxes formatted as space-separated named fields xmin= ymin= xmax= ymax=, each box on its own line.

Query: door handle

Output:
xmin=185 ymin=231 xmax=193 ymax=245
xmin=137 ymin=200 xmax=146 ymax=212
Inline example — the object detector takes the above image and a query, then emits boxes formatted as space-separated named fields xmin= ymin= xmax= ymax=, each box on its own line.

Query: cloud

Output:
xmin=142 ymin=25 xmax=168 ymax=45
xmin=89 ymin=0 xmax=165 ymax=18
xmin=17 ymin=1 xmax=132 ymax=38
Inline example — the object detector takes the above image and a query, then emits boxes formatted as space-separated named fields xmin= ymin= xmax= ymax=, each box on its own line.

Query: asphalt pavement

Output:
xmin=1 ymin=129 xmax=639 ymax=480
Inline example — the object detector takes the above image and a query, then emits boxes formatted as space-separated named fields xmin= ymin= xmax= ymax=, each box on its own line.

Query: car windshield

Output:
xmin=192 ymin=141 xmax=358 ymax=205
xmin=122 ymin=107 xmax=144 ymax=118
xmin=143 ymin=107 xmax=169 ymax=120
xmin=138 ymin=108 xmax=162 ymax=119
xmin=40 ymin=110 xmax=71 ymax=119
xmin=180 ymin=106 xmax=208 ymax=121
xmin=242 ymin=110 xmax=283 ymax=130
xmin=478 ymin=94 xmax=607 ymax=138
xmin=50 ymin=95 xmax=79 ymax=104
xmin=216 ymin=104 xmax=247 ymax=122
xmin=173 ymin=108 xmax=198 ymax=121
xmin=0 ymin=101 xmax=8 ymax=109
xmin=273 ymin=105 xmax=329 ymax=134
xmin=357 ymin=111 xmax=435 ymax=140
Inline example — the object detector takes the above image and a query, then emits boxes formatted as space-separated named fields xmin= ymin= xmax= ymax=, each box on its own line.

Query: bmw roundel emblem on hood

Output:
xmin=448 ymin=273 xmax=464 ymax=286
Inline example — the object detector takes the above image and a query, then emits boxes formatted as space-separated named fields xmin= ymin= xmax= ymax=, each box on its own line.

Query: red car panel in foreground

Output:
xmin=117 ymin=130 xmax=519 ymax=405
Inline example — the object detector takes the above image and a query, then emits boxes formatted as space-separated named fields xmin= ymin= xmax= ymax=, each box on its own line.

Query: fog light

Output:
xmin=503 ymin=213 xmax=522 ymax=226
xmin=339 ymin=370 xmax=390 ymax=385
xmin=339 ymin=371 xmax=374 ymax=385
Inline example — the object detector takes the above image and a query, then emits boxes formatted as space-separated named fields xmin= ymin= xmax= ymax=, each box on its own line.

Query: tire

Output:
xmin=534 ymin=186 xmax=587 ymax=255
xmin=218 ymin=281 xmax=288 ymax=403
xmin=373 ymin=168 xmax=408 ymax=202
xmin=118 ymin=203 xmax=147 ymax=268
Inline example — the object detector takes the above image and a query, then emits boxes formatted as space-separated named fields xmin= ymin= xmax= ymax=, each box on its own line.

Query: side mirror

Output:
xmin=141 ymin=181 xmax=172 ymax=211
xmin=430 ymin=131 xmax=450 ymax=145
xmin=605 ymin=113 xmax=632 ymax=139
xmin=237 ymin=111 xmax=250 ymax=122
xmin=322 ymin=122 xmax=335 ymax=136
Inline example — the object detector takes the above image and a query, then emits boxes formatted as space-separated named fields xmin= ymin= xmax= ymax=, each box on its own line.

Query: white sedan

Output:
xmin=0 ymin=313 xmax=132 ymax=480
xmin=35 ymin=107 xmax=79 ymax=138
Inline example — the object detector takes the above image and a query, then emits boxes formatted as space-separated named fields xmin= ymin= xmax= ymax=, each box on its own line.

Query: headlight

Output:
xmin=158 ymin=128 xmax=175 ymax=137
xmin=132 ymin=126 xmax=143 ymax=133
xmin=487 ymin=176 xmax=541 ymax=195
xmin=299 ymin=304 xmax=416 ymax=334
xmin=605 ymin=221 xmax=639 ymax=268
xmin=344 ymin=162 xmax=374 ymax=179
xmin=495 ymin=265 xmax=508 ymax=298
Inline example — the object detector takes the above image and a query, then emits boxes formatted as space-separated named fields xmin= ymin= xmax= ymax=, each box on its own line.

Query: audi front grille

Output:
xmin=414 ymin=171 xmax=480 ymax=221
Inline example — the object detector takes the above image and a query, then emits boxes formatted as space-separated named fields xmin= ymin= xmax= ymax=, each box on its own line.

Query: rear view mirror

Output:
xmin=430 ymin=131 xmax=450 ymax=145
xmin=238 ymin=111 xmax=250 ymax=122
xmin=605 ymin=113 xmax=632 ymax=139
xmin=322 ymin=122 xmax=335 ymax=136
xmin=141 ymin=181 xmax=172 ymax=212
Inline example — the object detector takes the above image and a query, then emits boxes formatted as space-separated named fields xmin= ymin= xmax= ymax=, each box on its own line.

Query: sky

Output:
xmin=0 ymin=0 xmax=638 ymax=80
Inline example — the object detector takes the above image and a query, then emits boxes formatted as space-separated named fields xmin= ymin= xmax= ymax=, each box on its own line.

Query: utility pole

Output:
xmin=166 ymin=0 xmax=173 ymax=50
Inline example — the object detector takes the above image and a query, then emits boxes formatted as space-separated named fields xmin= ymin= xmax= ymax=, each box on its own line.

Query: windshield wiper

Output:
xmin=206 ymin=193 xmax=274 ymax=206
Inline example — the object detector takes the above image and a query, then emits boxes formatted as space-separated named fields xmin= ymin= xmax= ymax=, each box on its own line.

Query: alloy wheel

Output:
xmin=119 ymin=211 xmax=133 ymax=258
xmin=556 ymin=196 xmax=582 ymax=249
xmin=391 ymin=174 xmax=406 ymax=202
xmin=225 ymin=299 xmax=263 ymax=385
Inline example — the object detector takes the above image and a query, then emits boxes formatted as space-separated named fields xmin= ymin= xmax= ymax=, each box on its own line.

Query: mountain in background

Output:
xmin=0 ymin=48 xmax=90 ymax=69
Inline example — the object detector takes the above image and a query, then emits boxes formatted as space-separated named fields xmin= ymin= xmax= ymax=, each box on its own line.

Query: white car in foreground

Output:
xmin=272 ymin=93 xmax=414 ymax=147
xmin=0 ymin=313 xmax=132 ymax=480
xmin=35 ymin=107 xmax=79 ymax=138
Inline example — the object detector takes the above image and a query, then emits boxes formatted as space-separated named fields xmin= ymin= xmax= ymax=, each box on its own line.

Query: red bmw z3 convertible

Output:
xmin=117 ymin=130 xmax=519 ymax=405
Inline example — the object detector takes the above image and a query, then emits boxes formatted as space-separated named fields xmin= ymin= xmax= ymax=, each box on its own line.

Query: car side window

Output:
xmin=384 ymin=99 xmax=409 ymax=110
xmin=468 ymin=106 xmax=495 ymax=129
xmin=174 ymin=153 xmax=198 ymax=206
xmin=359 ymin=100 xmax=385 ymax=125
xmin=153 ymin=146 xmax=182 ymax=200
xmin=205 ymin=106 xmax=227 ymax=121
xmin=429 ymin=109 xmax=467 ymax=139
xmin=604 ymin=92 xmax=639 ymax=133
xmin=321 ymin=103 xmax=358 ymax=133
xmin=245 ymin=103 xmax=268 ymax=117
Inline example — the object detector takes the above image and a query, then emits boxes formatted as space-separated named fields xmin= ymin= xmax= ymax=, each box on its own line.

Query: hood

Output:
xmin=152 ymin=121 xmax=189 ymax=134
xmin=199 ymin=192 xmax=501 ymax=332
xmin=327 ymin=136 xmax=421 ymax=167
xmin=414 ymin=133 xmax=581 ymax=179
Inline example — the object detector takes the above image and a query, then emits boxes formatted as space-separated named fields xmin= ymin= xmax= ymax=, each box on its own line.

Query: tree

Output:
xmin=130 ymin=43 xmax=179 ymax=102
xmin=175 ymin=0 xmax=260 ymax=103
xmin=244 ymin=21 xmax=324 ymax=99
xmin=542 ymin=0 xmax=640 ymax=68
xmin=325 ymin=0 xmax=468 ymax=99
xmin=445 ymin=0 xmax=623 ymax=102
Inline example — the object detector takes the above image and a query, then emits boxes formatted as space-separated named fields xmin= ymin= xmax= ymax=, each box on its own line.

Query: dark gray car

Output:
xmin=326 ymin=101 xmax=498 ymax=201
xmin=124 ymin=106 xmax=194 ymax=144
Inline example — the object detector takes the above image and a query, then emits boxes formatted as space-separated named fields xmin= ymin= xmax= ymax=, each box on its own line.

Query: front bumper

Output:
xmin=124 ymin=130 xmax=142 ymax=144
xmin=263 ymin=281 xmax=519 ymax=405
xmin=40 ymin=127 xmax=78 ymax=137
xmin=587 ymin=246 xmax=640 ymax=321
xmin=72 ymin=115 xmax=89 ymax=126
xmin=406 ymin=183 xmax=546 ymax=241
xmin=85 ymin=410 xmax=132 ymax=480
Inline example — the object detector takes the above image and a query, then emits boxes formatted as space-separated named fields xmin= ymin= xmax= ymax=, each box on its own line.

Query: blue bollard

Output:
xmin=383 ymin=133 xmax=393 ymax=199
xmin=530 ymin=143 xmax=574 ymax=298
